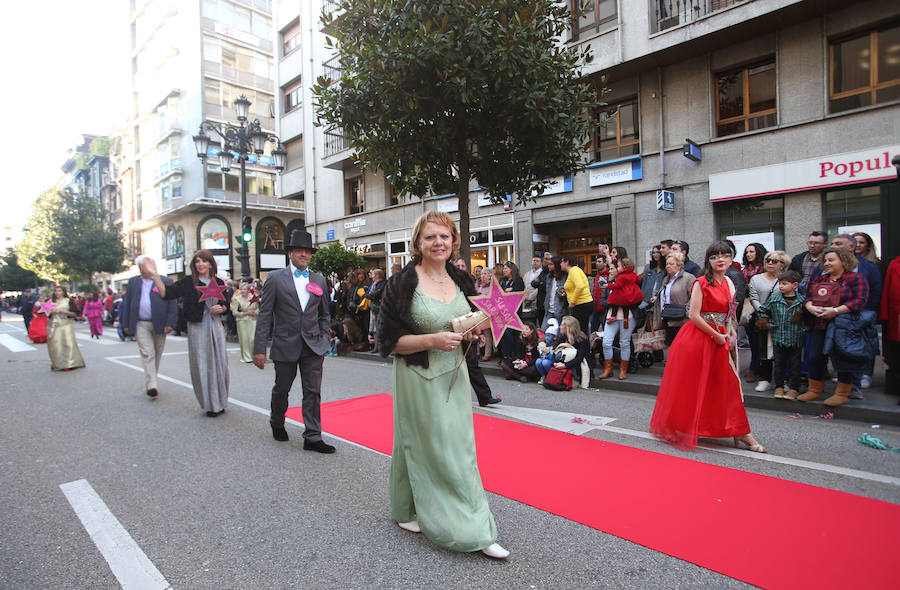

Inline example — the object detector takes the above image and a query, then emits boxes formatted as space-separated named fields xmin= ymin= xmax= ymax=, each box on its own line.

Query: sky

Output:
xmin=2 ymin=1 xmax=130 ymax=235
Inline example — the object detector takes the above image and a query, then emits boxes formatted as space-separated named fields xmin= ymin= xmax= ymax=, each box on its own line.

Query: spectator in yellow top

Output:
xmin=560 ymin=255 xmax=593 ymax=336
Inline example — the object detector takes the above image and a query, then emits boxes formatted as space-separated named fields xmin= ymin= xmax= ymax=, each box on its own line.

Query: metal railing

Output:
xmin=322 ymin=54 xmax=344 ymax=82
xmin=652 ymin=0 xmax=753 ymax=33
xmin=323 ymin=127 xmax=351 ymax=157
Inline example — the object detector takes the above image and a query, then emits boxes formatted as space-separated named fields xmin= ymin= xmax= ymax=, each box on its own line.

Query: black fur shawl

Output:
xmin=377 ymin=261 xmax=477 ymax=368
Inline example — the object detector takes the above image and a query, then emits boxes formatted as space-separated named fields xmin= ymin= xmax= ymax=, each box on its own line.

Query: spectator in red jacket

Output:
xmin=606 ymin=258 xmax=643 ymax=329
xmin=881 ymin=255 xmax=900 ymax=401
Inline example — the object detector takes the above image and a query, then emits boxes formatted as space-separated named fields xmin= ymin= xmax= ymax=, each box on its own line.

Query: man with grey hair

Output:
xmin=121 ymin=255 xmax=177 ymax=398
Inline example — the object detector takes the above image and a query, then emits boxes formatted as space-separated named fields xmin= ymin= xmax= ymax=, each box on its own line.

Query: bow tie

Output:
xmin=294 ymin=268 xmax=309 ymax=278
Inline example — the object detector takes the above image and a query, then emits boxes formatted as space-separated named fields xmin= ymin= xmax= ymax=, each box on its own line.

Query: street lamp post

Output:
xmin=192 ymin=95 xmax=287 ymax=281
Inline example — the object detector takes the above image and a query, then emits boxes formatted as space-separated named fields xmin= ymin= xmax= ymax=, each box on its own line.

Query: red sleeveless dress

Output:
xmin=650 ymin=276 xmax=750 ymax=449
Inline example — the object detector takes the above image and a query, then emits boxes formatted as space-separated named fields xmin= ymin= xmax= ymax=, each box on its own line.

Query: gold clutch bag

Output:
xmin=451 ymin=310 xmax=489 ymax=334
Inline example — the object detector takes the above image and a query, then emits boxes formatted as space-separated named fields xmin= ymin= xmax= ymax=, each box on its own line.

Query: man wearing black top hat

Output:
xmin=253 ymin=229 xmax=335 ymax=453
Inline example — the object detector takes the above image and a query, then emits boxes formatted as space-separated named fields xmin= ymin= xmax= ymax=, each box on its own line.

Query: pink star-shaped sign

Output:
xmin=196 ymin=279 xmax=227 ymax=303
xmin=468 ymin=275 xmax=526 ymax=347
xmin=41 ymin=302 xmax=55 ymax=314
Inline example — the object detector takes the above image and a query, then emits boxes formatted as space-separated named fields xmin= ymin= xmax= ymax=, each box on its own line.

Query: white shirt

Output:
xmin=290 ymin=263 xmax=310 ymax=311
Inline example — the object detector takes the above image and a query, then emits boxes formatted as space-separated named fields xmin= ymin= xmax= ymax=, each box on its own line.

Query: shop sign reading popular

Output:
xmin=709 ymin=146 xmax=900 ymax=202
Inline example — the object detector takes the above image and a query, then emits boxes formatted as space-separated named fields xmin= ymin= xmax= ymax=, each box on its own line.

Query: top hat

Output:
xmin=285 ymin=229 xmax=317 ymax=253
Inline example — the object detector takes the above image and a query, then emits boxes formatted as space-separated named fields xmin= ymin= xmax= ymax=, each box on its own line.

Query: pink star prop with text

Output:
xmin=468 ymin=275 xmax=526 ymax=347
xmin=196 ymin=279 xmax=227 ymax=303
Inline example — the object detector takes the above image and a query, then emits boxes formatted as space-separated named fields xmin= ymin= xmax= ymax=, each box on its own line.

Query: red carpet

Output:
xmin=287 ymin=394 xmax=899 ymax=589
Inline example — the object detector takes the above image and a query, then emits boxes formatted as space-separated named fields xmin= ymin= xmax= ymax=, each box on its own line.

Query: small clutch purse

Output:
xmin=451 ymin=310 xmax=490 ymax=334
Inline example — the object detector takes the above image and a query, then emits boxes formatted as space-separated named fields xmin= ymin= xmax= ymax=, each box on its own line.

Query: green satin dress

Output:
xmin=47 ymin=298 xmax=85 ymax=371
xmin=390 ymin=288 xmax=498 ymax=552
xmin=230 ymin=293 xmax=258 ymax=363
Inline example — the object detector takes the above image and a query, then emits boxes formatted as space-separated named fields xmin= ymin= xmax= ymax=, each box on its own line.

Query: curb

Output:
xmin=344 ymin=351 xmax=900 ymax=427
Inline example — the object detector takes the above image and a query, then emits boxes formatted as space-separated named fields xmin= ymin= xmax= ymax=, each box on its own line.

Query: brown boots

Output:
xmin=824 ymin=382 xmax=853 ymax=406
xmin=618 ymin=360 xmax=629 ymax=380
xmin=797 ymin=379 xmax=824 ymax=401
xmin=599 ymin=359 xmax=614 ymax=379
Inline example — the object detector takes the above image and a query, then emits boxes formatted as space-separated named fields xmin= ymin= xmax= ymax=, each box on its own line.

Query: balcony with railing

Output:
xmin=323 ymin=127 xmax=350 ymax=157
xmin=322 ymin=54 xmax=344 ymax=82
xmin=652 ymin=0 xmax=753 ymax=33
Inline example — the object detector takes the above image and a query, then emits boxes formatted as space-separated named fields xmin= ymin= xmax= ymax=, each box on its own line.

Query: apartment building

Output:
xmin=127 ymin=0 xmax=304 ymax=281
xmin=275 ymin=0 xmax=899 ymax=273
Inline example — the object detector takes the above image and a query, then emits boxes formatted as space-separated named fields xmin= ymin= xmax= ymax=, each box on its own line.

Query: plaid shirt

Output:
xmin=758 ymin=290 xmax=805 ymax=347
xmin=807 ymin=272 xmax=869 ymax=330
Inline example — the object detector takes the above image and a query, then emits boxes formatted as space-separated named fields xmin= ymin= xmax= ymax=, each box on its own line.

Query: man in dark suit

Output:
xmin=18 ymin=289 xmax=35 ymax=331
xmin=121 ymin=256 xmax=177 ymax=398
xmin=253 ymin=229 xmax=335 ymax=453
xmin=671 ymin=240 xmax=701 ymax=277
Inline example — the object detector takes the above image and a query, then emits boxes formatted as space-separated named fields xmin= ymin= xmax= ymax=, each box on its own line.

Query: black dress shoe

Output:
xmin=205 ymin=409 xmax=225 ymax=417
xmin=478 ymin=397 xmax=502 ymax=407
xmin=146 ymin=388 xmax=158 ymax=398
xmin=271 ymin=424 xmax=289 ymax=442
xmin=303 ymin=439 xmax=336 ymax=454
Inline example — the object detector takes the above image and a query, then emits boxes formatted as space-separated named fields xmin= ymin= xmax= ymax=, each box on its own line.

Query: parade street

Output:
xmin=1 ymin=316 xmax=898 ymax=589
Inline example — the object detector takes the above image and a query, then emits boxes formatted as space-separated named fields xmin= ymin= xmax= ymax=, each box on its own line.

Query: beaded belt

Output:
xmin=700 ymin=312 xmax=727 ymax=327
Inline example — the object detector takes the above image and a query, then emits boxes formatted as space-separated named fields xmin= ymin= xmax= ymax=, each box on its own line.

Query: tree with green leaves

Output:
xmin=0 ymin=249 xmax=39 ymax=292
xmin=17 ymin=187 xmax=126 ymax=284
xmin=310 ymin=242 xmax=366 ymax=282
xmin=315 ymin=0 xmax=603 ymax=261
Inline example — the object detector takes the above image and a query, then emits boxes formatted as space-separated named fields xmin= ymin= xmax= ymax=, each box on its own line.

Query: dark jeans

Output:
xmin=571 ymin=302 xmax=592 ymax=336
xmin=808 ymin=328 xmax=853 ymax=384
xmin=773 ymin=344 xmax=802 ymax=390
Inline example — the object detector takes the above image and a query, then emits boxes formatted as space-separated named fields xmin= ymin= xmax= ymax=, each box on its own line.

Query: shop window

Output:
xmin=571 ymin=0 xmax=616 ymax=39
xmin=595 ymin=99 xmax=639 ymax=162
xmin=559 ymin=232 xmax=610 ymax=271
xmin=257 ymin=218 xmax=285 ymax=250
xmin=715 ymin=197 xmax=785 ymax=250
xmin=716 ymin=60 xmax=777 ymax=137
xmin=830 ymin=23 xmax=900 ymax=113
xmin=175 ymin=226 xmax=185 ymax=255
xmin=225 ymin=171 xmax=239 ymax=192
xmin=824 ymin=186 xmax=882 ymax=244
xmin=491 ymin=227 xmax=514 ymax=243
xmin=348 ymin=177 xmax=364 ymax=214
xmin=199 ymin=216 xmax=230 ymax=250
xmin=165 ymin=224 xmax=177 ymax=257
xmin=389 ymin=241 xmax=407 ymax=254
xmin=469 ymin=230 xmax=489 ymax=245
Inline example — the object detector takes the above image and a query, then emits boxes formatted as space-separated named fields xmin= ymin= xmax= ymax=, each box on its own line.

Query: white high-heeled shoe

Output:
xmin=481 ymin=543 xmax=510 ymax=559
xmin=397 ymin=520 xmax=421 ymax=533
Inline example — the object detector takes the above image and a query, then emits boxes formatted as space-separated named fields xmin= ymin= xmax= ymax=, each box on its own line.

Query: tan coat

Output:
xmin=653 ymin=271 xmax=696 ymax=328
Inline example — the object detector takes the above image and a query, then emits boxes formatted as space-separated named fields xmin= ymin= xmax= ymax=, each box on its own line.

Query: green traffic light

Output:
xmin=242 ymin=231 xmax=252 ymax=243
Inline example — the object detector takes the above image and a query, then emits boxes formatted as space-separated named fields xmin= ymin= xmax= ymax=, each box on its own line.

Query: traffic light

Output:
xmin=241 ymin=216 xmax=252 ymax=243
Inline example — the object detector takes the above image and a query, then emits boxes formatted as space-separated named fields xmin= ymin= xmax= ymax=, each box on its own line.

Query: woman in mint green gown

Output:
xmin=378 ymin=211 xmax=509 ymax=559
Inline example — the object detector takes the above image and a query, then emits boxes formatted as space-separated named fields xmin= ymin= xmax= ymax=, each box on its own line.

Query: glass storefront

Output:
xmin=715 ymin=196 xmax=786 ymax=251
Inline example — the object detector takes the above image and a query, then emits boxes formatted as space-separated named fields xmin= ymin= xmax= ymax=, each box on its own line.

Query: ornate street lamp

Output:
xmin=193 ymin=95 xmax=285 ymax=280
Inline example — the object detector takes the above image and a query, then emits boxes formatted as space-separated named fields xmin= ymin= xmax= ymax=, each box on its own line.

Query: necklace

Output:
xmin=422 ymin=268 xmax=450 ymax=294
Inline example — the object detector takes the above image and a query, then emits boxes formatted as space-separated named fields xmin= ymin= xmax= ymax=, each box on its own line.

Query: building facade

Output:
xmin=126 ymin=0 xmax=304 ymax=282
xmin=275 ymin=0 xmax=899 ymax=274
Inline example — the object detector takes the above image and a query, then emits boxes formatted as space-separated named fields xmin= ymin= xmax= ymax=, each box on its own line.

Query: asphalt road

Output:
xmin=1 ymin=316 xmax=898 ymax=589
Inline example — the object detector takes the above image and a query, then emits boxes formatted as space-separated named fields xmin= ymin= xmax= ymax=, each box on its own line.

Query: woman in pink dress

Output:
xmin=83 ymin=292 xmax=105 ymax=339
xmin=650 ymin=240 xmax=766 ymax=452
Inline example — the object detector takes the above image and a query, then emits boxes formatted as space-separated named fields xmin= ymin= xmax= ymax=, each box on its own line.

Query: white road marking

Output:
xmin=0 ymin=333 xmax=36 ymax=352
xmin=104 ymin=355 xmax=900 ymax=488
xmin=60 ymin=479 xmax=171 ymax=590
xmin=0 ymin=322 xmax=27 ymax=333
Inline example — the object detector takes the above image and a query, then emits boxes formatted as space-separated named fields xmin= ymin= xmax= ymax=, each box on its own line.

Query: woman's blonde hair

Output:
xmin=409 ymin=211 xmax=461 ymax=263
xmin=559 ymin=315 xmax=586 ymax=345
xmin=764 ymin=250 xmax=790 ymax=267
xmin=666 ymin=252 xmax=685 ymax=266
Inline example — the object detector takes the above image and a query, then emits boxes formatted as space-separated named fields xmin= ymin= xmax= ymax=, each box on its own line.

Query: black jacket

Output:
xmin=161 ymin=275 xmax=231 ymax=323
xmin=377 ymin=261 xmax=477 ymax=368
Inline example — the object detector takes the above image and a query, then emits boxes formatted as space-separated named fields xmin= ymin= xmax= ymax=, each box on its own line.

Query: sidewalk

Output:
xmin=346 ymin=349 xmax=900 ymax=427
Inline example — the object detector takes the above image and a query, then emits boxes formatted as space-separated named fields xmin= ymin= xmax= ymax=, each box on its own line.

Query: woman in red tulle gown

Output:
xmin=28 ymin=295 xmax=48 ymax=344
xmin=650 ymin=241 xmax=766 ymax=452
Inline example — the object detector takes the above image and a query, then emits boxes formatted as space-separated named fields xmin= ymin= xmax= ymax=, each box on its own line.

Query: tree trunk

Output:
xmin=456 ymin=140 xmax=471 ymax=267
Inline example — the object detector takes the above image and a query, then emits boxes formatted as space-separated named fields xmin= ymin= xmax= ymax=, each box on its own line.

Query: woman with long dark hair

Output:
xmin=540 ymin=256 xmax=568 ymax=332
xmin=500 ymin=321 xmax=543 ymax=382
xmin=650 ymin=241 xmax=766 ymax=452
xmin=147 ymin=250 xmax=231 ymax=416
xmin=741 ymin=242 xmax=768 ymax=383
xmin=498 ymin=261 xmax=525 ymax=361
